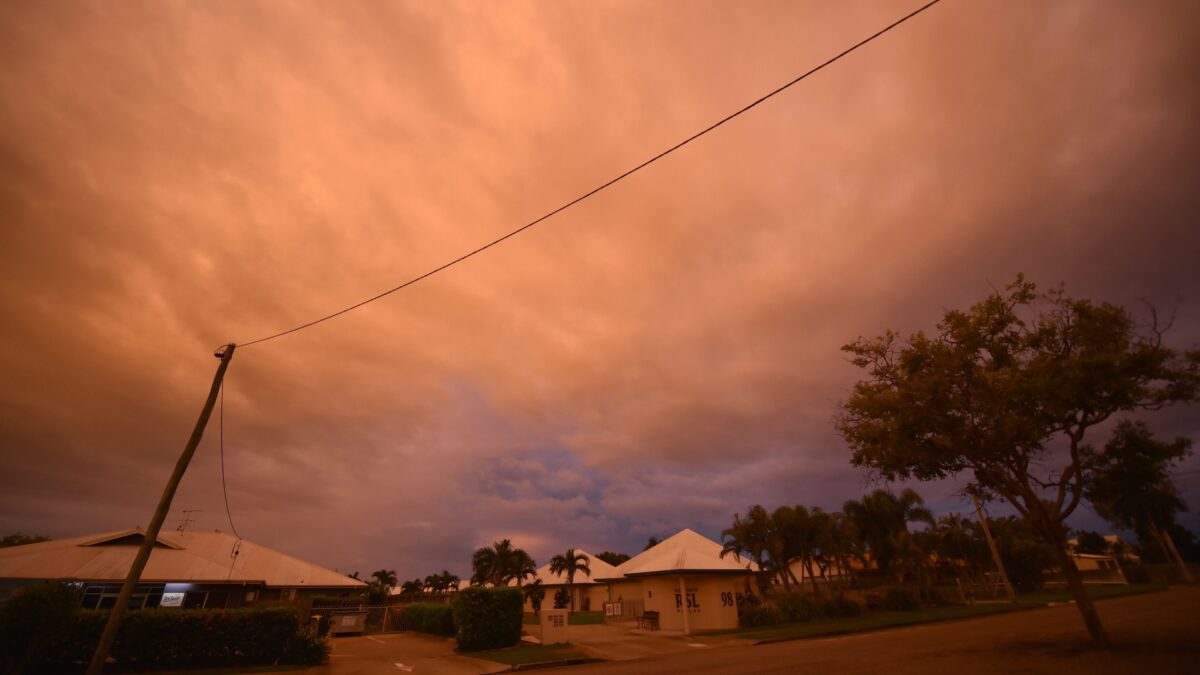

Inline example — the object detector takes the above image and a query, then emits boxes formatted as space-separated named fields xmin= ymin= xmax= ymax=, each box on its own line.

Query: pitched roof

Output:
xmin=525 ymin=549 xmax=619 ymax=586
xmin=600 ymin=529 xmax=759 ymax=579
xmin=0 ymin=529 xmax=366 ymax=588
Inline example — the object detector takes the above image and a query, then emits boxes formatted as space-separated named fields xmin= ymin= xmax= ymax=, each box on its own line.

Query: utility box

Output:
xmin=328 ymin=609 xmax=368 ymax=635
xmin=540 ymin=609 xmax=569 ymax=645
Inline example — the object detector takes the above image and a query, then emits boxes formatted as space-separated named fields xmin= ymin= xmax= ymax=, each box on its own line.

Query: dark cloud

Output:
xmin=1 ymin=1 xmax=1198 ymax=578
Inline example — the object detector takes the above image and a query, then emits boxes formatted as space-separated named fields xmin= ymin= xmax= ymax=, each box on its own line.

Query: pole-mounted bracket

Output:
xmin=214 ymin=343 xmax=236 ymax=359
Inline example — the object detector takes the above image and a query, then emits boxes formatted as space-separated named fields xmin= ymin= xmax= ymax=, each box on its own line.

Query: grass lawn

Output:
xmin=1018 ymin=582 xmax=1168 ymax=604
xmin=713 ymin=583 xmax=1167 ymax=643
xmin=469 ymin=642 xmax=593 ymax=666
xmin=569 ymin=611 xmax=605 ymax=625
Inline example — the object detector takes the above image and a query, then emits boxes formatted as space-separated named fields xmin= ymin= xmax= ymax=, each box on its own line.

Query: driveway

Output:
xmin=525 ymin=620 xmax=755 ymax=661
xmin=289 ymin=632 xmax=507 ymax=675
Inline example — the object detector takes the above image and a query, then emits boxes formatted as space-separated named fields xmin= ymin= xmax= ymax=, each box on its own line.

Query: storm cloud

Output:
xmin=1 ymin=0 xmax=1198 ymax=577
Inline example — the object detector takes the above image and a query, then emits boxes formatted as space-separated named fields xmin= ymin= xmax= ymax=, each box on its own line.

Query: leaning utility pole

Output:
xmin=971 ymin=492 xmax=1016 ymax=603
xmin=87 ymin=344 xmax=236 ymax=675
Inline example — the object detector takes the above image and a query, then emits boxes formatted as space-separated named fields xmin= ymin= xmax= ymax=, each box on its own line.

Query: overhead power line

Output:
xmin=238 ymin=0 xmax=944 ymax=348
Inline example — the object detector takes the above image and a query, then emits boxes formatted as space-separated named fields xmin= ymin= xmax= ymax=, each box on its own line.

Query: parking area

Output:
xmin=289 ymin=632 xmax=508 ymax=675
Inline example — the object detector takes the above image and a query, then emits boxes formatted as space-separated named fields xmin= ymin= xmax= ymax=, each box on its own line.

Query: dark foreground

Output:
xmin=566 ymin=585 xmax=1200 ymax=674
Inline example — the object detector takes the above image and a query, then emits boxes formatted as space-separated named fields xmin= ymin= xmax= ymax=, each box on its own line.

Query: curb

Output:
xmin=511 ymin=657 xmax=605 ymax=671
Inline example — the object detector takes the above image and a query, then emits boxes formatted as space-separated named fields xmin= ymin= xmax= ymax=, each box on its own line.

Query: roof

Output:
xmin=523 ymin=549 xmax=620 ymax=586
xmin=600 ymin=529 xmax=759 ymax=579
xmin=0 ymin=529 xmax=366 ymax=588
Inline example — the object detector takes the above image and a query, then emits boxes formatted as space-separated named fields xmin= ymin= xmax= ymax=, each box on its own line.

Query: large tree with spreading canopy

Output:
xmin=835 ymin=275 xmax=1198 ymax=647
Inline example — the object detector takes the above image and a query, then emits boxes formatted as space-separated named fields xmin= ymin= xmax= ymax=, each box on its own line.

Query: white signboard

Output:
xmin=160 ymin=592 xmax=184 ymax=608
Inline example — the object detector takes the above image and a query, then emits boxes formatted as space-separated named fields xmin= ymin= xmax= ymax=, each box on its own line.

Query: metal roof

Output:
xmin=524 ymin=549 xmax=620 ymax=586
xmin=0 ymin=528 xmax=366 ymax=588
xmin=599 ymin=528 xmax=759 ymax=579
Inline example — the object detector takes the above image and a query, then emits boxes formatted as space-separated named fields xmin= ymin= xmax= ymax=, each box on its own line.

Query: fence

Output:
xmin=309 ymin=604 xmax=405 ymax=634
xmin=602 ymin=599 xmax=644 ymax=622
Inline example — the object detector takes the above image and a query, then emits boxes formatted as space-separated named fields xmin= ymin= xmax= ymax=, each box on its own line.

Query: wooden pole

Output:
xmin=87 ymin=344 xmax=236 ymax=675
xmin=971 ymin=493 xmax=1016 ymax=603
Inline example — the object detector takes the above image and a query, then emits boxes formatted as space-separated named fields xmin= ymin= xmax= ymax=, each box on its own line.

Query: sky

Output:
xmin=1 ymin=0 xmax=1198 ymax=580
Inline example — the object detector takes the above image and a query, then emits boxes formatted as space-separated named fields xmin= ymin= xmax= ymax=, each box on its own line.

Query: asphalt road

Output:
xmin=564 ymin=586 xmax=1200 ymax=674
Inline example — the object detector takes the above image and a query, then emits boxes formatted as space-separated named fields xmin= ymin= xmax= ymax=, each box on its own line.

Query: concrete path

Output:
xmin=291 ymin=632 xmax=508 ymax=675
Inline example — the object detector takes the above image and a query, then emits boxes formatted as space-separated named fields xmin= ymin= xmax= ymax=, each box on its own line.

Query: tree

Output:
xmin=400 ymin=579 xmax=424 ymax=601
xmin=471 ymin=539 xmax=536 ymax=587
xmin=836 ymin=276 xmax=1199 ymax=647
xmin=1085 ymin=420 xmax=1194 ymax=582
xmin=424 ymin=570 xmax=460 ymax=597
xmin=643 ymin=537 xmax=661 ymax=551
xmin=1072 ymin=531 xmax=1110 ymax=555
xmin=596 ymin=551 xmax=631 ymax=566
xmin=367 ymin=569 xmax=398 ymax=604
xmin=721 ymin=506 xmax=777 ymax=592
xmin=0 ymin=582 xmax=81 ymax=674
xmin=523 ymin=579 xmax=546 ymax=616
xmin=548 ymin=549 xmax=591 ymax=612
xmin=0 ymin=533 xmax=50 ymax=548
xmin=842 ymin=489 xmax=934 ymax=584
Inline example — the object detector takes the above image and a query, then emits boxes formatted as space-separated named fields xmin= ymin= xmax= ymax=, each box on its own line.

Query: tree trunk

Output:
xmin=803 ymin=559 xmax=821 ymax=597
xmin=1159 ymin=527 xmax=1194 ymax=584
xmin=1046 ymin=522 xmax=1112 ymax=648
xmin=1145 ymin=518 xmax=1172 ymax=563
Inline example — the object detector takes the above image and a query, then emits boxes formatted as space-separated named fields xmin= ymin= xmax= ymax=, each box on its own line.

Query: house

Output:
xmin=521 ymin=549 xmax=620 ymax=613
xmin=0 ymin=528 xmax=366 ymax=609
xmin=596 ymin=529 xmax=758 ymax=634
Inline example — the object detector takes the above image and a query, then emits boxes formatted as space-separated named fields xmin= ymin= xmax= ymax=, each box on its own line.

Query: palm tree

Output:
xmin=548 ymin=549 xmax=591 ymax=612
xmin=722 ymin=505 xmax=783 ymax=593
xmin=368 ymin=569 xmax=397 ymax=603
xmin=400 ymin=578 xmax=424 ymax=601
xmin=471 ymin=539 xmax=536 ymax=587
xmin=371 ymin=569 xmax=398 ymax=590
xmin=523 ymin=579 xmax=546 ymax=616
xmin=843 ymin=488 xmax=934 ymax=583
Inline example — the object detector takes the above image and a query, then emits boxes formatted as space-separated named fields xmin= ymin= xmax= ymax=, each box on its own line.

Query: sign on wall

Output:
xmin=160 ymin=592 xmax=184 ymax=608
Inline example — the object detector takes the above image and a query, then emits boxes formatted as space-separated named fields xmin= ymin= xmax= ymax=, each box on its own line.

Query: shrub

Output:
xmin=0 ymin=582 xmax=82 ymax=674
xmin=881 ymin=588 xmax=919 ymax=611
xmin=821 ymin=596 xmax=863 ymax=618
xmin=452 ymin=587 xmax=523 ymax=651
xmin=775 ymin=593 xmax=821 ymax=623
xmin=402 ymin=602 xmax=456 ymax=636
xmin=738 ymin=605 xmax=783 ymax=627
xmin=42 ymin=605 xmax=328 ymax=669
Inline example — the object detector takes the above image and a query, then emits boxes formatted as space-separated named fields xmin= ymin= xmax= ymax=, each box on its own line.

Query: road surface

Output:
xmin=565 ymin=586 xmax=1200 ymax=674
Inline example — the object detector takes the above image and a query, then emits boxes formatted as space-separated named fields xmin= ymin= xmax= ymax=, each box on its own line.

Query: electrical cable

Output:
xmin=219 ymin=381 xmax=241 ymax=540
xmin=236 ymin=0 xmax=944 ymax=348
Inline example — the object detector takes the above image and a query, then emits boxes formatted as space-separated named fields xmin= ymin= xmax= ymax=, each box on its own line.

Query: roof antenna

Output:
xmin=176 ymin=509 xmax=201 ymax=533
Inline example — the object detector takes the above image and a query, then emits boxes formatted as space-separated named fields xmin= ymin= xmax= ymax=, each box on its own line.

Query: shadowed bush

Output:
xmin=452 ymin=587 xmax=522 ymax=651
xmin=882 ymin=588 xmax=919 ymax=611
xmin=738 ymin=604 xmax=784 ymax=627
xmin=402 ymin=602 xmax=456 ymax=636
xmin=33 ymin=605 xmax=327 ymax=670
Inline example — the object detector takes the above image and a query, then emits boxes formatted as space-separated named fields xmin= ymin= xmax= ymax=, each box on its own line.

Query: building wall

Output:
xmin=639 ymin=575 xmax=741 ymax=632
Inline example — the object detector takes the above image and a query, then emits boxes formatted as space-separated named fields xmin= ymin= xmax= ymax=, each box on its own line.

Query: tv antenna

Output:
xmin=176 ymin=509 xmax=202 ymax=532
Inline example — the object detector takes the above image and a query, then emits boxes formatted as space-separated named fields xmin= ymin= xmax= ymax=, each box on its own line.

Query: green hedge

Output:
xmin=44 ymin=605 xmax=327 ymax=669
xmin=882 ymin=588 xmax=919 ymax=611
xmin=402 ymin=602 xmax=456 ymax=636
xmin=452 ymin=587 xmax=522 ymax=651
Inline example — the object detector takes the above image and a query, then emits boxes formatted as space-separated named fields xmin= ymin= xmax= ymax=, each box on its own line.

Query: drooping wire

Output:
xmin=237 ymin=0 xmax=944 ymax=348
xmin=219 ymin=380 xmax=241 ymax=540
